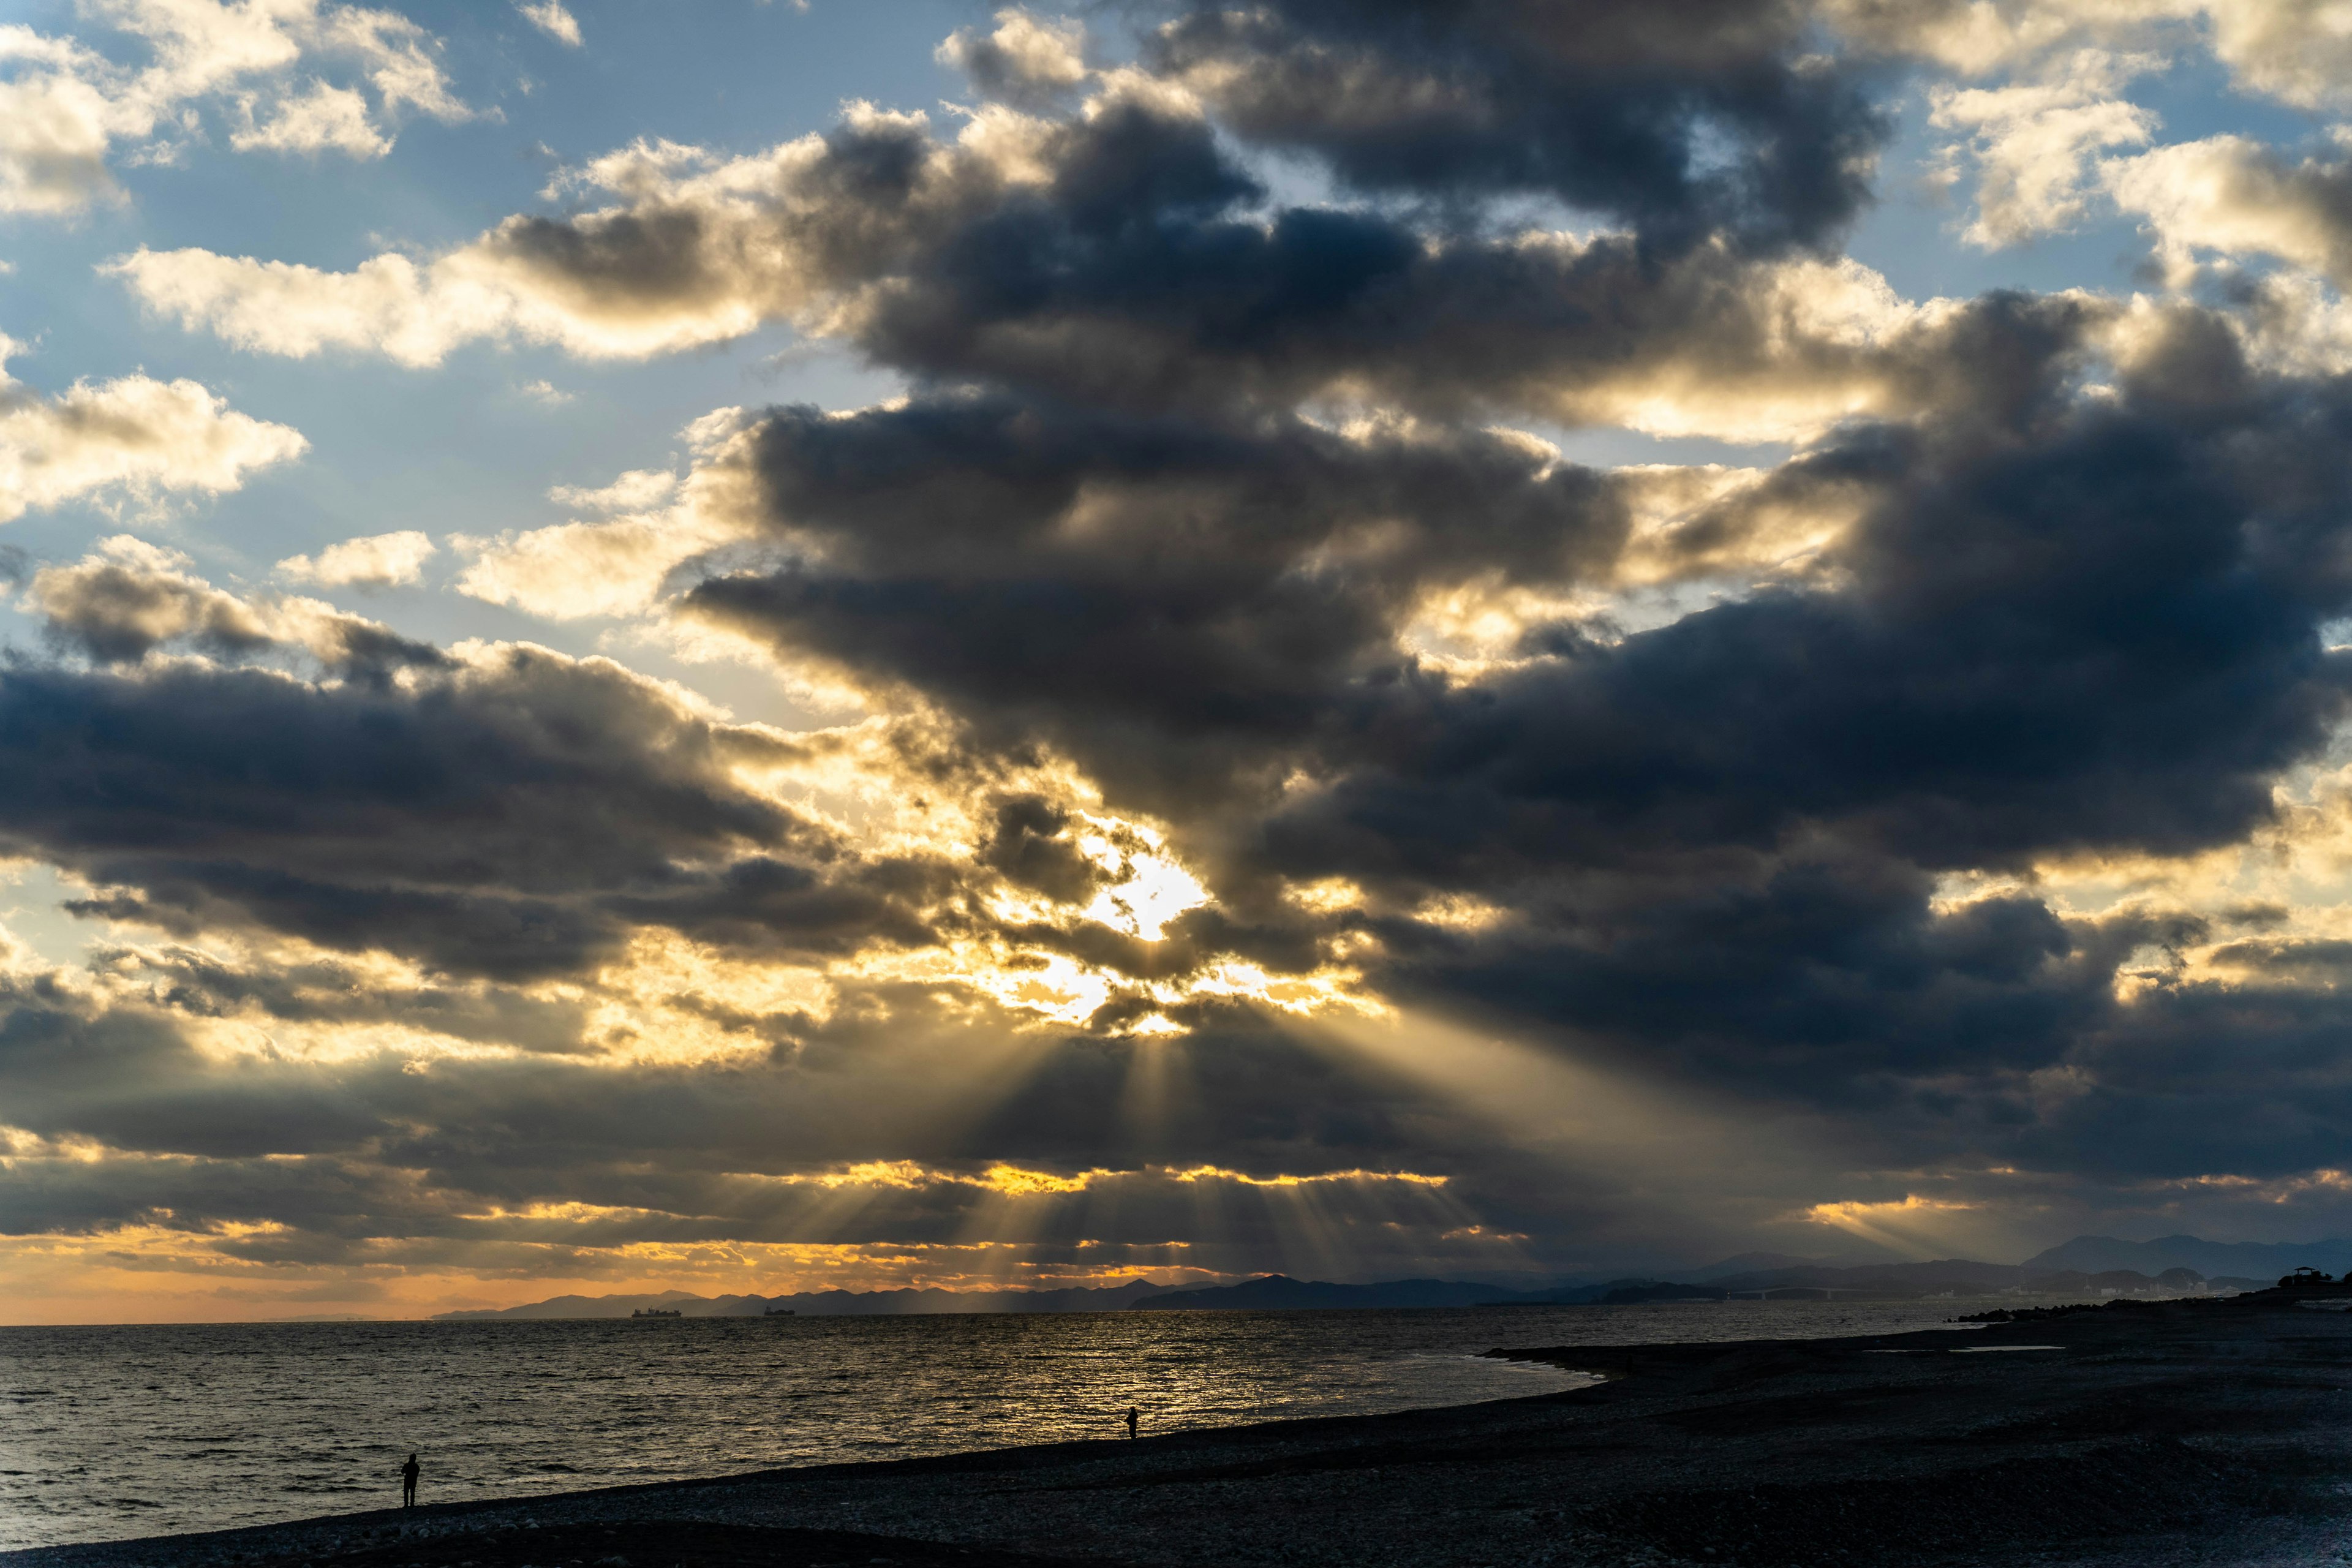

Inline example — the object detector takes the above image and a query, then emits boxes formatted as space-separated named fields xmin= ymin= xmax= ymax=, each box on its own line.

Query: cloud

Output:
xmin=0 ymin=339 xmax=307 ymax=522
xmin=938 ymin=8 xmax=1088 ymax=110
xmin=229 ymin=79 xmax=387 ymax=157
xmin=0 ymin=30 xmax=122 ymax=214
xmin=102 ymin=101 xmax=1012 ymax=365
xmin=516 ymin=2 xmax=582 ymax=48
xmin=104 ymin=246 xmax=541 ymax=368
xmin=1823 ymin=0 xmax=2352 ymax=111
xmin=1927 ymin=50 xmax=2156 ymax=246
xmin=0 ymin=907 xmax=1735 ymax=1291
xmin=29 ymin=536 xmax=444 ymax=669
xmin=454 ymin=513 xmax=740 ymax=620
xmin=2104 ymin=134 xmax=2352 ymax=287
xmin=643 ymin=298 xmax=2352 ymax=1139
xmin=98 ymin=83 xmax=2073 ymax=446
xmin=458 ymin=413 xmax=758 ymax=619
xmin=0 ymin=0 xmax=472 ymax=210
xmin=0 ymin=626 xmax=832 ymax=981
xmin=548 ymin=468 xmax=678 ymax=513
xmin=275 ymin=529 xmax=437 ymax=587
xmin=1145 ymin=0 xmax=1888 ymax=252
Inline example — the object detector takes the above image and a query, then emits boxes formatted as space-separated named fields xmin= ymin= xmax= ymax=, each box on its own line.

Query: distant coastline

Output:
xmin=433 ymin=1231 xmax=2346 ymax=1320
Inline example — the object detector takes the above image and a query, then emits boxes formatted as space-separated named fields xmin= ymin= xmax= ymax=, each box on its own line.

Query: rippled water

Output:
xmin=0 ymin=1298 xmax=1999 ymax=1550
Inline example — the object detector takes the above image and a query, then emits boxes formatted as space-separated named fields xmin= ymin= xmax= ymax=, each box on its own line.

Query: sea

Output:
xmin=0 ymin=1297 xmax=2011 ymax=1551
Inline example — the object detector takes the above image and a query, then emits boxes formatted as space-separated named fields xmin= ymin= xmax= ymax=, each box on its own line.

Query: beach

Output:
xmin=10 ymin=1291 xmax=2352 ymax=1568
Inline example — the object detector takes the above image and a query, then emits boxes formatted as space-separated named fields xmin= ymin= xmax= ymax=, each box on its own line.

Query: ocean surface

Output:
xmin=0 ymin=1298 xmax=2010 ymax=1551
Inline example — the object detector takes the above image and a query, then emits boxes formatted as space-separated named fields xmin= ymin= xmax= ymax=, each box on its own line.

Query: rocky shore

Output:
xmin=13 ymin=1292 xmax=2352 ymax=1568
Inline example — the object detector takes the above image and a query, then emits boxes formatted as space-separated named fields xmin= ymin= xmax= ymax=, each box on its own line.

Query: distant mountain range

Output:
xmin=2018 ymin=1234 xmax=2352 ymax=1278
xmin=435 ymin=1233 xmax=2348 ymax=1319
xmin=1122 ymin=1262 xmax=2265 ymax=1308
xmin=436 ymin=1274 xmax=1636 ymax=1320
xmin=435 ymin=1279 xmax=1170 ymax=1319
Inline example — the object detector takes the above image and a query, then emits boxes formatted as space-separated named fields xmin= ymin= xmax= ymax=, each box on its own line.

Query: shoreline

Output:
xmin=13 ymin=1293 xmax=2352 ymax=1568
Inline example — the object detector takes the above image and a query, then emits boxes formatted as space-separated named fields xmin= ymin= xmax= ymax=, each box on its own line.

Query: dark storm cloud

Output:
xmin=981 ymin=796 xmax=1117 ymax=904
xmin=688 ymin=394 xmax=1627 ymax=793
xmin=848 ymin=188 xmax=2092 ymax=426
xmin=1146 ymin=0 xmax=1888 ymax=250
xmin=0 ymin=973 xmax=391 ymax=1160
xmin=0 ymin=642 xmax=915 ymax=979
xmin=817 ymin=91 xmax=2080 ymax=429
xmin=698 ymin=304 xmax=2352 ymax=862
xmin=1275 ymin=423 xmax=2348 ymax=889
xmin=431 ymin=84 xmax=1994 ymax=429
xmin=674 ymin=292 xmax=2352 ymax=1127
xmin=1371 ymin=862 xmax=2114 ymax=1096
xmin=1325 ymin=345 xmax=2352 ymax=1103
xmin=2116 ymin=982 xmax=2352 ymax=1160
xmin=27 ymin=551 xmax=447 ymax=676
xmin=0 ymin=1149 xmax=415 ymax=1239
xmin=110 ymin=943 xmax=598 ymax=1055
xmin=607 ymin=853 xmax=957 ymax=960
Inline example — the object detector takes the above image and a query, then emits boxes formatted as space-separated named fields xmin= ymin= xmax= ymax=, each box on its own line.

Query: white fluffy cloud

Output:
xmin=2105 ymin=133 xmax=2352 ymax=286
xmin=102 ymin=247 xmax=497 ymax=368
xmin=938 ymin=8 xmax=1089 ymax=107
xmin=516 ymin=2 xmax=582 ymax=48
xmin=1928 ymin=50 xmax=2156 ymax=246
xmin=0 ymin=29 xmax=120 ymax=214
xmin=0 ymin=339 xmax=307 ymax=523
xmin=96 ymin=108 xmax=959 ymax=364
xmin=2198 ymin=0 xmax=2352 ymax=109
xmin=1826 ymin=0 xmax=2352 ymax=111
xmin=276 ymin=529 xmax=437 ymax=587
xmin=548 ymin=469 xmax=678 ymax=513
xmin=1909 ymin=37 xmax=2352 ymax=280
xmin=0 ymin=0 xmax=469 ymax=212
xmin=229 ymin=78 xmax=386 ymax=157
xmin=455 ymin=412 xmax=760 ymax=620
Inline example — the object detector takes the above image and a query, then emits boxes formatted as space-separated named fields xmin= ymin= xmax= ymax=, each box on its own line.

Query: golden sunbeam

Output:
xmin=1293 ymin=1005 xmax=1883 ymax=1247
xmin=1798 ymin=1195 xmax=2016 ymax=1262
xmin=1298 ymin=1006 xmax=1746 ymax=1164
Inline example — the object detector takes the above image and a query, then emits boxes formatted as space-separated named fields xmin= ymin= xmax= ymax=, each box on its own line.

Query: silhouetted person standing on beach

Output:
xmin=1126 ymin=1406 xmax=1139 ymax=1440
xmin=400 ymin=1453 xmax=419 ymax=1508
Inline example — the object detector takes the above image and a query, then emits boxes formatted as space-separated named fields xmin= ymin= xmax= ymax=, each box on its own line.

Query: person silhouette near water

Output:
xmin=1125 ymin=1406 xmax=1139 ymax=1440
xmin=400 ymin=1453 xmax=419 ymax=1508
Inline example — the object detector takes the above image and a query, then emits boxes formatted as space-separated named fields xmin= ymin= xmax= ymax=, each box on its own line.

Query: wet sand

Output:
xmin=13 ymin=1292 xmax=2352 ymax=1568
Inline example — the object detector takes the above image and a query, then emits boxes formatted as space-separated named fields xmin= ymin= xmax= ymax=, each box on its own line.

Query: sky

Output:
xmin=10 ymin=0 xmax=2352 ymax=1324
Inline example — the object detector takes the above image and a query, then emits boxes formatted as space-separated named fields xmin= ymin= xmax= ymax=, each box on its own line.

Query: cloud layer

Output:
xmin=22 ymin=1 xmax=2352 ymax=1319
xmin=0 ymin=342 xmax=306 ymax=523
xmin=0 ymin=0 xmax=469 ymax=215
